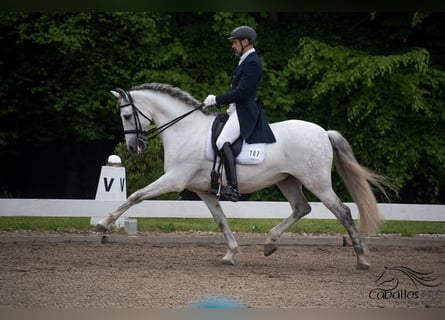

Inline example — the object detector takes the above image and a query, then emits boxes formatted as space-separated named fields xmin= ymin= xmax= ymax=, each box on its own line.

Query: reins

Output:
xmin=120 ymin=91 xmax=204 ymax=142
xmin=144 ymin=103 xmax=204 ymax=140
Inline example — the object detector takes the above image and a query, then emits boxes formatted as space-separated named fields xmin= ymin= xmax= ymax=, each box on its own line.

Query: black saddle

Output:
xmin=211 ymin=113 xmax=243 ymax=157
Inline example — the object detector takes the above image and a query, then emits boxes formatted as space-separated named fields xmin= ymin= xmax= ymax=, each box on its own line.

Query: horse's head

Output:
xmin=111 ymin=88 xmax=152 ymax=153
xmin=112 ymin=83 xmax=209 ymax=154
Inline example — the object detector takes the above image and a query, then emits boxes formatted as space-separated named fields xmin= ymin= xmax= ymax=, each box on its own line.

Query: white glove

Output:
xmin=203 ymin=94 xmax=216 ymax=108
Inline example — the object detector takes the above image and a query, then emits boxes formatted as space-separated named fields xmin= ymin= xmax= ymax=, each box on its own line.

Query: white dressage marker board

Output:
xmin=90 ymin=155 xmax=128 ymax=227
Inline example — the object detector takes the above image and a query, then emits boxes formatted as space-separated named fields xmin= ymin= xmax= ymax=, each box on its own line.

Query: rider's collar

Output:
xmin=238 ymin=48 xmax=255 ymax=65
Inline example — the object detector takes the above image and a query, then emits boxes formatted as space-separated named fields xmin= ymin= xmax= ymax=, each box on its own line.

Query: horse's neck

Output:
xmin=136 ymin=92 xmax=212 ymax=159
xmin=162 ymin=111 xmax=213 ymax=169
xmin=137 ymin=92 xmax=188 ymax=124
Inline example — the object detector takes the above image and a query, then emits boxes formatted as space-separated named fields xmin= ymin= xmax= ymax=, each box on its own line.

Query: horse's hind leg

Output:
xmin=264 ymin=177 xmax=311 ymax=256
xmin=197 ymin=192 xmax=239 ymax=265
xmin=316 ymin=190 xmax=370 ymax=270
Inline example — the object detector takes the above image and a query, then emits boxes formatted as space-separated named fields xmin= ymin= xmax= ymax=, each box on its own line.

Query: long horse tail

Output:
xmin=327 ymin=130 xmax=392 ymax=235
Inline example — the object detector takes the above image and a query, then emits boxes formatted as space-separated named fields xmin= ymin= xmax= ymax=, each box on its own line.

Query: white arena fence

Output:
xmin=0 ymin=199 xmax=443 ymax=222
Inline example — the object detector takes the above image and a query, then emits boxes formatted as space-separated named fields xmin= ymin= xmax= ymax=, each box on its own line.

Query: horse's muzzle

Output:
xmin=136 ymin=138 xmax=146 ymax=154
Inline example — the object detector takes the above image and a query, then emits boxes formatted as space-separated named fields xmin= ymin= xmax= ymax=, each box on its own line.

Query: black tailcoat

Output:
xmin=215 ymin=52 xmax=276 ymax=144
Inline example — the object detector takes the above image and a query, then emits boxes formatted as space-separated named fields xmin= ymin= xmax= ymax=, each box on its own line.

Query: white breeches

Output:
xmin=216 ymin=108 xmax=240 ymax=150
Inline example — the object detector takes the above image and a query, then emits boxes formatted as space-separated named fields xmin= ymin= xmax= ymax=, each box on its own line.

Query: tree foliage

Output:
xmin=114 ymin=138 xmax=178 ymax=200
xmin=0 ymin=12 xmax=443 ymax=203
xmin=266 ymin=37 xmax=444 ymax=202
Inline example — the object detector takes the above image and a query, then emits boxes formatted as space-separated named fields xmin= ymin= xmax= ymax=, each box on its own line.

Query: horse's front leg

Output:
xmin=94 ymin=173 xmax=182 ymax=232
xmin=197 ymin=192 xmax=239 ymax=265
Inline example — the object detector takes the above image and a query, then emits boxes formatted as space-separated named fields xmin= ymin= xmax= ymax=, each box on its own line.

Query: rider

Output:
xmin=203 ymin=25 xmax=276 ymax=202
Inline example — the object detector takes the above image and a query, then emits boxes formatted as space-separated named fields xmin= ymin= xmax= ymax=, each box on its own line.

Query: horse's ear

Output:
xmin=111 ymin=88 xmax=128 ymax=100
xmin=110 ymin=90 xmax=120 ymax=98
xmin=116 ymin=88 xmax=128 ymax=100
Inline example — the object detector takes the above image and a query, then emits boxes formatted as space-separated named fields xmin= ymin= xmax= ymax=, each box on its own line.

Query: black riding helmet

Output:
xmin=227 ymin=26 xmax=257 ymax=44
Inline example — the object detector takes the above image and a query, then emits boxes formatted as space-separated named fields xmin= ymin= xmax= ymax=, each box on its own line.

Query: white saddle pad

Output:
xmin=205 ymin=124 xmax=266 ymax=165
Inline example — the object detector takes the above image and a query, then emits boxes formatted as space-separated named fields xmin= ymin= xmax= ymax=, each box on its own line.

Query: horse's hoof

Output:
xmin=93 ymin=223 xmax=108 ymax=233
xmin=222 ymin=248 xmax=238 ymax=265
xmin=356 ymin=263 xmax=370 ymax=270
xmin=264 ymin=243 xmax=278 ymax=256
xmin=356 ymin=260 xmax=371 ymax=270
xmin=222 ymin=256 xmax=235 ymax=265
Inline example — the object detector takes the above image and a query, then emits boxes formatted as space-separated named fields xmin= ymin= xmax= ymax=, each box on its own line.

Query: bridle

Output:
xmin=119 ymin=91 xmax=204 ymax=147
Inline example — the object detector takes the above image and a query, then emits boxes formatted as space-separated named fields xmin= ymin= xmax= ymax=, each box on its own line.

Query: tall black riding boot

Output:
xmin=219 ymin=142 xmax=240 ymax=202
